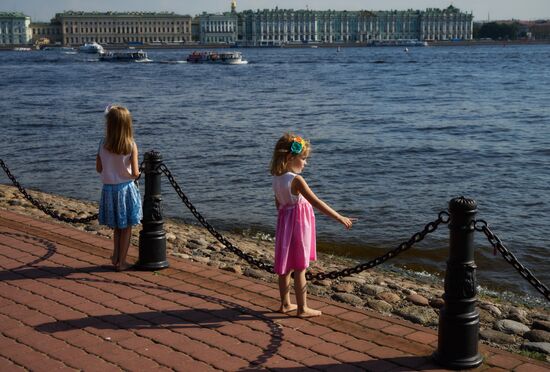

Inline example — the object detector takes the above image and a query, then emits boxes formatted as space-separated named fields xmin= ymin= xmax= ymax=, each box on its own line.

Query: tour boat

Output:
xmin=99 ymin=50 xmax=151 ymax=62
xmin=370 ymin=39 xmax=428 ymax=47
xmin=186 ymin=51 xmax=247 ymax=65
xmin=79 ymin=42 xmax=105 ymax=54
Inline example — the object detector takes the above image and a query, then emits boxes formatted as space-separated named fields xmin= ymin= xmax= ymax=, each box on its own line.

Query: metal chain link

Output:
xmin=159 ymin=162 xmax=449 ymax=280
xmin=0 ymin=159 xmax=98 ymax=223
xmin=474 ymin=220 xmax=550 ymax=301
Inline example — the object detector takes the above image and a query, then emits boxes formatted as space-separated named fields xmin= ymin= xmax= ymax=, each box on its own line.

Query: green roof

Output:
xmin=55 ymin=11 xmax=190 ymax=18
xmin=0 ymin=12 xmax=30 ymax=18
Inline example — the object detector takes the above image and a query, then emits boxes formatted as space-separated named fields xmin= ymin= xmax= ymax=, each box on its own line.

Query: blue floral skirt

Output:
xmin=99 ymin=181 xmax=142 ymax=229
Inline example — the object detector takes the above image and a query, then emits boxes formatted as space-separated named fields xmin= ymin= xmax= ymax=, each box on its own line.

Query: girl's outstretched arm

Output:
xmin=292 ymin=175 xmax=353 ymax=229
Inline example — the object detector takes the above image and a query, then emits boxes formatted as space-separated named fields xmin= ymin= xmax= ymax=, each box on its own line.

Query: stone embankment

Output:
xmin=0 ymin=183 xmax=549 ymax=361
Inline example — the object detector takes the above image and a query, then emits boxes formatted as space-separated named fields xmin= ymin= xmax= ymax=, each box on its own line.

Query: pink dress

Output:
xmin=273 ymin=172 xmax=317 ymax=275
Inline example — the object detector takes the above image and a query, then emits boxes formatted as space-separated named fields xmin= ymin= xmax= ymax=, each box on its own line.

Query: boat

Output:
xmin=13 ymin=47 xmax=32 ymax=52
xmin=370 ymin=39 xmax=428 ymax=47
xmin=186 ymin=51 xmax=247 ymax=65
xmin=41 ymin=46 xmax=77 ymax=54
xmin=99 ymin=50 xmax=151 ymax=62
xmin=78 ymin=42 xmax=104 ymax=54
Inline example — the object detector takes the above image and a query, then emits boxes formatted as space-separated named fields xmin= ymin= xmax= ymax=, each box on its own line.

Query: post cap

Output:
xmin=144 ymin=150 xmax=162 ymax=162
xmin=449 ymin=196 xmax=477 ymax=213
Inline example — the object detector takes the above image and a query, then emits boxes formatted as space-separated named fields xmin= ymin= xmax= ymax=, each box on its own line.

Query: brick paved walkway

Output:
xmin=0 ymin=209 xmax=548 ymax=371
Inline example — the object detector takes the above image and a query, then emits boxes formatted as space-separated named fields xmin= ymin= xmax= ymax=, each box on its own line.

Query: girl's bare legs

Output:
xmin=116 ymin=226 xmax=132 ymax=271
xmin=112 ymin=228 xmax=120 ymax=266
xmin=294 ymin=269 xmax=322 ymax=318
xmin=278 ymin=272 xmax=297 ymax=313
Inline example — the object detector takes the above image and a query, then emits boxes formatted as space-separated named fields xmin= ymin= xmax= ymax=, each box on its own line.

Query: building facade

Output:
xmin=54 ymin=11 xmax=192 ymax=46
xmin=199 ymin=12 xmax=238 ymax=44
xmin=0 ymin=12 xmax=32 ymax=45
xmin=420 ymin=6 xmax=473 ymax=40
xmin=29 ymin=20 xmax=63 ymax=44
xmin=235 ymin=5 xmax=472 ymax=46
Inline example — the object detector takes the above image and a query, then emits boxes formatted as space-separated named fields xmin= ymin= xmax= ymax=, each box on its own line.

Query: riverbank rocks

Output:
xmin=495 ymin=319 xmax=530 ymax=335
xmin=376 ymin=291 xmax=401 ymax=304
xmin=533 ymin=320 xmax=550 ymax=332
xmin=366 ymin=299 xmax=393 ymax=313
xmin=394 ymin=305 xmax=438 ymax=326
xmin=524 ymin=329 xmax=550 ymax=343
xmin=332 ymin=293 xmax=363 ymax=307
xmin=406 ymin=294 xmax=430 ymax=306
xmin=340 ymin=276 xmax=366 ymax=285
xmin=479 ymin=302 xmax=503 ymax=317
xmin=186 ymin=238 xmax=208 ymax=250
xmin=313 ymin=279 xmax=332 ymax=287
xmin=428 ymin=297 xmax=445 ymax=309
xmin=480 ymin=329 xmax=516 ymax=344
xmin=243 ymin=267 xmax=271 ymax=281
xmin=333 ymin=282 xmax=355 ymax=293
xmin=521 ymin=342 xmax=550 ymax=355
xmin=360 ymin=284 xmax=386 ymax=296
xmin=508 ymin=307 xmax=529 ymax=324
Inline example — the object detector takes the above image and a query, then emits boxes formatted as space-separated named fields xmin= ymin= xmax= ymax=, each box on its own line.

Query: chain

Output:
xmin=474 ymin=220 xmax=549 ymax=301
xmin=306 ymin=211 xmax=449 ymax=281
xmin=0 ymin=159 xmax=98 ymax=224
xmin=159 ymin=162 xmax=449 ymax=280
xmin=159 ymin=163 xmax=275 ymax=273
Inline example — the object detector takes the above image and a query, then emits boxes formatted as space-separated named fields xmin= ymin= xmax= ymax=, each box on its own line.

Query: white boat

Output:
xmin=79 ymin=42 xmax=104 ymax=54
xmin=186 ymin=51 xmax=247 ymax=65
xmin=41 ymin=46 xmax=77 ymax=54
xmin=370 ymin=39 xmax=428 ymax=47
xmin=99 ymin=50 xmax=151 ymax=62
xmin=218 ymin=51 xmax=247 ymax=65
xmin=13 ymin=47 xmax=32 ymax=51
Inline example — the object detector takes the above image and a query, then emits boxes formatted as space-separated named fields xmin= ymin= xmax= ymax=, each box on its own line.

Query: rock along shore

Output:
xmin=0 ymin=183 xmax=549 ymax=361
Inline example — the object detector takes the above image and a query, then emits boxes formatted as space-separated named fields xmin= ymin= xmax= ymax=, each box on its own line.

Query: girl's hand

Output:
xmin=339 ymin=216 xmax=358 ymax=230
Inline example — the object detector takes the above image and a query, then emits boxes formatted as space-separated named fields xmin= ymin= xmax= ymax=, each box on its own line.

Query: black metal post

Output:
xmin=135 ymin=151 xmax=169 ymax=270
xmin=433 ymin=196 xmax=482 ymax=369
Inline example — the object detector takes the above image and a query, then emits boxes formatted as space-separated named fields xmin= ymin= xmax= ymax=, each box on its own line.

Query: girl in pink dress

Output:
xmin=270 ymin=133 xmax=355 ymax=317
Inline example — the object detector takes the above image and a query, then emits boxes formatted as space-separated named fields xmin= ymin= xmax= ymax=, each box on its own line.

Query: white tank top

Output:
xmin=98 ymin=140 xmax=135 ymax=185
xmin=272 ymin=172 xmax=300 ymax=207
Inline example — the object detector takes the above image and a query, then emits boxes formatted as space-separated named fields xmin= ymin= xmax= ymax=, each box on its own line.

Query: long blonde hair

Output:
xmin=270 ymin=132 xmax=310 ymax=176
xmin=104 ymin=105 xmax=134 ymax=155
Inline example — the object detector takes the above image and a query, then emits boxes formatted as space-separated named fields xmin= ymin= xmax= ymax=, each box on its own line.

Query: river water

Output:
xmin=1 ymin=45 xmax=549 ymax=304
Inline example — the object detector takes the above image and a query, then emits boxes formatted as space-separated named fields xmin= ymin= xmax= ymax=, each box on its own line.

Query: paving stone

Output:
xmin=0 ymin=208 xmax=546 ymax=372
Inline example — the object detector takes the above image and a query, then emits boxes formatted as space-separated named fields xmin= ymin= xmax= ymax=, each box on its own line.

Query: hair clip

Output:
xmin=104 ymin=104 xmax=113 ymax=115
xmin=290 ymin=136 xmax=306 ymax=155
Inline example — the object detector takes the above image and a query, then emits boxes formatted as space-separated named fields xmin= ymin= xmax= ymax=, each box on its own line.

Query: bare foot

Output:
xmin=115 ymin=262 xmax=132 ymax=272
xmin=278 ymin=304 xmax=298 ymax=314
xmin=297 ymin=308 xmax=322 ymax=318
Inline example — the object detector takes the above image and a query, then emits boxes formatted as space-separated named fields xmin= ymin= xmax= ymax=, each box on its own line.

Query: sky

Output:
xmin=5 ymin=0 xmax=550 ymax=23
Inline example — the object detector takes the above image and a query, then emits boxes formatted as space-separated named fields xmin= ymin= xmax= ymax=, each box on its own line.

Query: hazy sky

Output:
xmin=6 ymin=1 xmax=550 ymax=22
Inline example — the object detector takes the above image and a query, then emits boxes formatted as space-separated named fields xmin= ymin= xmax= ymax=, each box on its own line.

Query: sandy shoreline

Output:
xmin=0 ymin=183 xmax=548 ymax=360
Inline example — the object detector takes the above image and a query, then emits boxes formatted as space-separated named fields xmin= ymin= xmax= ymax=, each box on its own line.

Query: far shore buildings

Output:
xmin=0 ymin=12 xmax=32 ymax=45
xmin=1 ymin=4 xmax=476 ymax=46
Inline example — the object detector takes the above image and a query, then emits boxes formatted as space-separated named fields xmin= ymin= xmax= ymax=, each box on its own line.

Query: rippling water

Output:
xmin=1 ymin=45 xmax=549 ymax=303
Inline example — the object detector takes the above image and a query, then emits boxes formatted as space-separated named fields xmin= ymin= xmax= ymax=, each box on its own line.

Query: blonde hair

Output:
xmin=270 ymin=132 xmax=310 ymax=176
xmin=104 ymin=105 xmax=134 ymax=155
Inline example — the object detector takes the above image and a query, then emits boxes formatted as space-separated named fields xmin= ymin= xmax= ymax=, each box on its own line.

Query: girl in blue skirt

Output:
xmin=96 ymin=104 xmax=142 ymax=271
